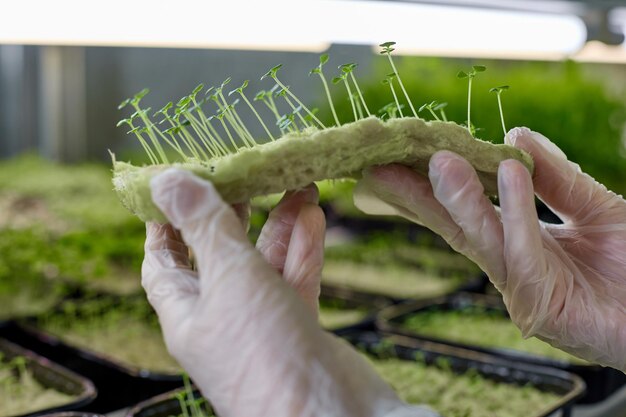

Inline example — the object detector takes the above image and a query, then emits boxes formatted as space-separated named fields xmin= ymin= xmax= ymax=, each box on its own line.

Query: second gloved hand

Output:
xmin=142 ymin=169 xmax=438 ymax=417
xmin=354 ymin=127 xmax=626 ymax=371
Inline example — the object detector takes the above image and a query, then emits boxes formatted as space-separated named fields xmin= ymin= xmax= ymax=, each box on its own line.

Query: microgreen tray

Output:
xmin=343 ymin=330 xmax=585 ymax=417
xmin=376 ymin=292 xmax=625 ymax=404
xmin=0 ymin=337 xmax=96 ymax=417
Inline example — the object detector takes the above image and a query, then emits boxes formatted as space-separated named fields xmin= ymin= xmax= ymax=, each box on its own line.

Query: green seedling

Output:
xmin=174 ymin=374 xmax=215 ymax=417
xmin=434 ymin=102 xmax=448 ymax=122
xmin=254 ymin=89 xmax=281 ymax=123
xmin=339 ymin=63 xmax=371 ymax=117
xmin=382 ymin=73 xmax=404 ymax=117
xmin=378 ymin=102 xmax=404 ymax=120
xmin=262 ymin=64 xmax=325 ymax=128
xmin=379 ymin=42 xmax=417 ymax=117
xmin=418 ymin=101 xmax=444 ymax=121
xmin=274 ymin=87 xmax=311 ymax=129
xmin=490 ymin=85 xmax=510 ymax=137
xmin=332 ymin=72 xmax=358 ymax=122
xmin=457 ymin=65 xmax=486 ymax=136
xmin=310 ymin=54 xmax=341 ymax=126
xmin=229 ymin=80 xmax=276 ymax=141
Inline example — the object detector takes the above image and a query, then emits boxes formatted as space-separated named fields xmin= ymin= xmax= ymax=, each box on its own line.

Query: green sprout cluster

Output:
xmin=174 ymin=374 xmax=216 ymax=417
xmin=117 ymin=41 xmax=512 ymax=166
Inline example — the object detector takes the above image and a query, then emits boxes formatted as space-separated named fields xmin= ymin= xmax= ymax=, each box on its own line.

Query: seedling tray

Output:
xmin=0 ymin=337 xmax=97 ymax=417
xmin=376 ymin=292 xmax=625 ymax=404
xmin=343 ymin=330 xmax=585 ymax=417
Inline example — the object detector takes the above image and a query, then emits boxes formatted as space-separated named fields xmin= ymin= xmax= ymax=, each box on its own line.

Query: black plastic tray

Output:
xmin=0 ymin=337 xmax=97 ymax=417
xmin=376 ymin=292 xmax=625 ymax=404
xmin=342 ymin=330 xmax=585 ymax=417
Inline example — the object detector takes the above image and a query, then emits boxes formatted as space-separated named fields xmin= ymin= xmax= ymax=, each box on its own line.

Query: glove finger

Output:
xmin=142 ymin=222 xmax=198 ymax=337
xmin=283 ymin=203 xmax=326 ymax=314
xmin=150 ymin=168 xmax=278 ymax=297
xmin=506 ymin=127 xmax=613 ymax=225
xmin=429 ymin=151 xmax=506 ymax=284
xmin=355 ymin=164 xmax=464 ymax=241
xmin=498 ymin=159 xmax=554 ymax=335
xmin=256 ymin=184 xmax=319 ymax=274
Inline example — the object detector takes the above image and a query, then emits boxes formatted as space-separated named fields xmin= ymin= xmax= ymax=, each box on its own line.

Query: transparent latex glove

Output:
xmin=142 ymin=168 xmax=438 ymax=417
xmin=355 ymin=127 xmax=626 ymax=371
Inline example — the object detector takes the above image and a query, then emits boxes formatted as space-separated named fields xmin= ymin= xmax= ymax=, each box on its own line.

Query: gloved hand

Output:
xmin=142 ymin=168 xmax=438 ymax=417
xmin=355 ymin=127 xmax=626 ymax=371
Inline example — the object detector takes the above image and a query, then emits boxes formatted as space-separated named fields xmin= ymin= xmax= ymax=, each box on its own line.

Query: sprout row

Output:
xmin=118 ymin=42 xmax=511 ymax=165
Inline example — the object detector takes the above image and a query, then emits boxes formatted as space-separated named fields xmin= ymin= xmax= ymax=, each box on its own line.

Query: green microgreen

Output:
xmin=303 ymin=107 xmax=320 ymax=124
xmin=215 ymin=109 xmax=239 ymax=150
xmin=378 ymin=102 xmax=404 ymax=120
xmin=255 ymin=88 xmax=280 ymax=123
xmin=332 ymin=72 xmax=358 ymax=122
xmin=310 ymin=54 xmax=341 ymax=126
xmin=262 ymin=64 xmax=325 ymax=128
xmin=457 ymin=65 xmax=486 ymax=136
xmin=274 ymin=87 xmax=309 ymax=129
xmin=229 ymin=80 xmax=276 ymax=141
xmin=382 ymin=74 xmax=403 ymax=117
xmin=418 ymin=101 xmax=442 ymax=121
xmin=339 ymin=63 xmax=371 ymax=117
xmin=210 ymin=81 xmax=256 ymax=149
xmin=490 ymin=85 xmax=509 ymax=137
xmin=379 ymin=42 xmax=417 ymax=117
xmin=125 ymin=89 xmax=170 ymax=164
xmin=434 ymin=102 xmax=448 ymax=122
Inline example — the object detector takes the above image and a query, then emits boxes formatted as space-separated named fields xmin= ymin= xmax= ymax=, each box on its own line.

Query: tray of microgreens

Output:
xmin=0 ymin=337 xmax=96 ymax=417
xmin=343 ymin=330 xmax=585 ymax=417
xmin=376 ymin=292 xmax=626 ymax=404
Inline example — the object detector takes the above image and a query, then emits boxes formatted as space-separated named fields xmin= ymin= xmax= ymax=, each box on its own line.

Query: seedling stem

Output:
xmin=262 ymin=65 xmax=326 ymax=128
xmin=380 ymin=42 xmax=417 ymax=117
xmin=490 ymin=85 xmax=509 ymax=137
xmin=457 ymin=65 xmax=486 ymax=135
xmin=310 ymin=55 xmax=341 ymax=126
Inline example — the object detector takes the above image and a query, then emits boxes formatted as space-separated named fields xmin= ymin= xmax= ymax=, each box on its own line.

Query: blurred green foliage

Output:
xmin=0 ymin=156 xmax=145 ymax=314
xmin=324 ymin=57 xmax=626 ymax=194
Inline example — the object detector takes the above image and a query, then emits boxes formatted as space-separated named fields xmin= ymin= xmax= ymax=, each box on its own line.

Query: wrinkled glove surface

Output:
xmin=355 ymin=127 xmax=626 ymax=371
xmin=143 ymin=168 xmax=438 ymax=417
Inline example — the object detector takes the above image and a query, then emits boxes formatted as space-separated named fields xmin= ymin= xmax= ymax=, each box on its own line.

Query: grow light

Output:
xmin=0 ymin=0 xmax=586 ymax=58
